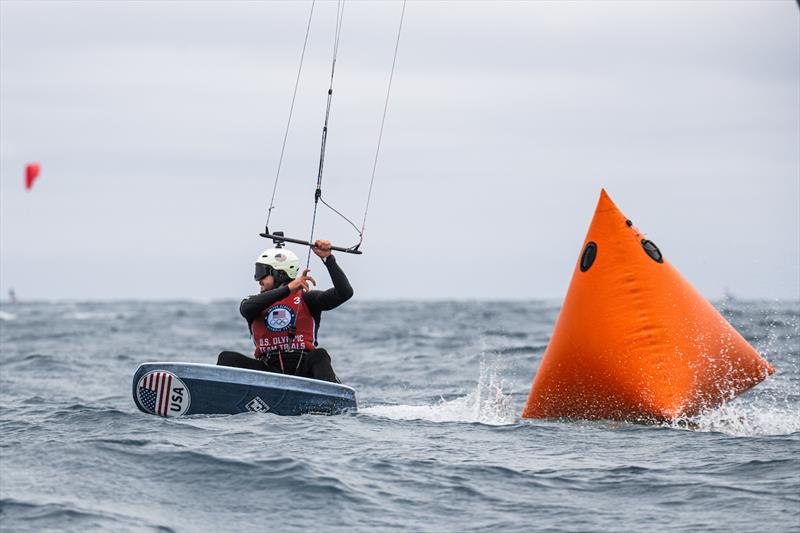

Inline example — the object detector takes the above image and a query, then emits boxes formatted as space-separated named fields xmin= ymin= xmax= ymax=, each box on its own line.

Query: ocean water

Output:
xmin=0 ymin=299 xmax=798 ymax=532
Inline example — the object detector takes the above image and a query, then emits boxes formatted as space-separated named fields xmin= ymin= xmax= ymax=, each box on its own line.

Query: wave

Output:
xmin=2 ymin=353 xmax=74 ymax=370
xmin=671 ymin=401 xmax=800 ymax=437
xmin=361 ymin=358 xmax=516 ymax=426
xmin=0 ymin=497 xmax=175 ymax=532
xmin=87 ymin=444 xmax=371 ymax=507
xmin=63 ymin=311 xmax=125 ymax=321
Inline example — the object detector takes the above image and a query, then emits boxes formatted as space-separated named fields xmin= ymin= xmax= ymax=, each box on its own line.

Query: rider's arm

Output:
xmin=304 ymin=254 xmax=353 ymax=313
xmin=240 ymin=286 xmax=292 ymax=323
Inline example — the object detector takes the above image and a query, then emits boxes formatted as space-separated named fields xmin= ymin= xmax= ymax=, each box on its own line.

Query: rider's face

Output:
xmin=258 ymin=275 xmax=275 ymax=293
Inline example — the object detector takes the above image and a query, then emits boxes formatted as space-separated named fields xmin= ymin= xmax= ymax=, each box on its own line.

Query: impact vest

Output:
xmin=252 ymin=291 xmax=317 ymax=357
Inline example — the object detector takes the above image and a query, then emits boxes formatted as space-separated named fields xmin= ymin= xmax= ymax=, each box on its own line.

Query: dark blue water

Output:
xmin=1 ymin=300 xmax=798 ymax=532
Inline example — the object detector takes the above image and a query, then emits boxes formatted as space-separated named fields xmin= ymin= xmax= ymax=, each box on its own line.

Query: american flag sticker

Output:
xmin=267 ymin=305 xmax=294 ymax=330
xmin=136 ymin=371 xmax=191 ymax=417
xmin=272 ymin=309 xmax=289 ymax=323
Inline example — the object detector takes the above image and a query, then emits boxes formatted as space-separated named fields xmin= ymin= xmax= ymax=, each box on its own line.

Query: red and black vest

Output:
xmin=252 ymin=291 xmax=317 ymax=358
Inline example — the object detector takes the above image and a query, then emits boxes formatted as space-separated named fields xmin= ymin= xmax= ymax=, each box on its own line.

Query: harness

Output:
xmin=255 ymin=320 xmax=311 ymax=374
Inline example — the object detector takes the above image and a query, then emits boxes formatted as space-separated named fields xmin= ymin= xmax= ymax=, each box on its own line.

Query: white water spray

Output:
xmin=361 ymin=358 xmax=516 ymax=426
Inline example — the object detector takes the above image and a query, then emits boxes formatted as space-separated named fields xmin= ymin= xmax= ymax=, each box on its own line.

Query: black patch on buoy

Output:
xmin=641 ymin=239 xmax=663 ymax=263
xmin=580 ymin=242 xmax=598 ymax=272
xmin=626 ymin=219 xmax=633 ymax=227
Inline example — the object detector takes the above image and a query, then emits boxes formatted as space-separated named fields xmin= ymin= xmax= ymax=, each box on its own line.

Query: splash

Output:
xmin=670 ymin=400 xmax=800 ymax=437
xmin=361 ymin=359 xmax=515 ymax=426
xmin=674 ymin=306 xmax=799 ymax=437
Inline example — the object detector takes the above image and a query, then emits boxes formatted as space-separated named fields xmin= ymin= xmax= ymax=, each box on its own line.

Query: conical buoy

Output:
xmin=522 ymin=189 xmax=774 ymax=422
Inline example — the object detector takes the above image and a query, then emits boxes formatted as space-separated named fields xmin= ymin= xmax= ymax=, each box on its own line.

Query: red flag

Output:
xmin=25 ymin=163 xmax=40 ymax=190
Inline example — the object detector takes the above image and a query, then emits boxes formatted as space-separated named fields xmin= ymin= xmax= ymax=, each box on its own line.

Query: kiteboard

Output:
xmin=132 ymin=362 xmax=357 ymax=417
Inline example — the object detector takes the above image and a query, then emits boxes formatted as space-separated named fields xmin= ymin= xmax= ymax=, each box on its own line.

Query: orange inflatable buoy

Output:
xmin=522 ymin=189 xmax=774 ymax=422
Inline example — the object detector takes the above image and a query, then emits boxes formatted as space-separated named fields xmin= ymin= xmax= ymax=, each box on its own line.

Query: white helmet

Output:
xmin=254 ymin=248 xmax=300 ymax=281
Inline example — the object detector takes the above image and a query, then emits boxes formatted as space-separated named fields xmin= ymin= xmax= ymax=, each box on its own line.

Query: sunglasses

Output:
xmin=254 ymin=264 xmax=275 ymax=281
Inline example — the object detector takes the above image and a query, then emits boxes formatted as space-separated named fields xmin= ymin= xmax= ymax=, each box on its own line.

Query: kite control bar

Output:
xmin=260 ymin=229 xmax=363 ymax=255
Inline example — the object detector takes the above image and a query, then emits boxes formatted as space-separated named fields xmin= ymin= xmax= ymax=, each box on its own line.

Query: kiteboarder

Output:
xmin=217 ymin=239 xmax=352 ymax=383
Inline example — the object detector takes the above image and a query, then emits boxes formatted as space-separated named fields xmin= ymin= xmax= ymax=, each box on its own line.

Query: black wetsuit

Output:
xmin=217 ymin=255 xmax=353 ymax=382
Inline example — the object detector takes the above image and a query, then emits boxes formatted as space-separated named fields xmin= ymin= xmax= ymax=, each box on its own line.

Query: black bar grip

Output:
xmin=259 ymin=232 xmax=362 ymax=255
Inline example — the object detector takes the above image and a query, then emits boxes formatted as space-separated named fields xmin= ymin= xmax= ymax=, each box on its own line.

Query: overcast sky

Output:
xmin=1 ymin=0 xmax=798 ymax=301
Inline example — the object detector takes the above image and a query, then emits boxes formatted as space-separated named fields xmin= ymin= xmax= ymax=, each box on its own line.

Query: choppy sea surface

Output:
xmin=0 ymin=299 xmax=798 ymax=532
